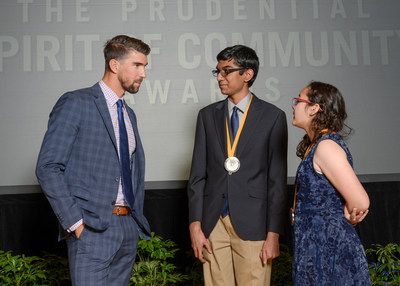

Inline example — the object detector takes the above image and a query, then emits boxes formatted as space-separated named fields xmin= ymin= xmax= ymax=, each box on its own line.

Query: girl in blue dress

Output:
xmin=291 ymin=81 xmax=371 ymax=285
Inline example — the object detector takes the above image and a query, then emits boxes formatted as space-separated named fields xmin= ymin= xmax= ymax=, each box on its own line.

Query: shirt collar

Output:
xmin=228 ymin=92 xmax=251 ymax=113
xmin=99 ymin=80 xmax=124 ymax=107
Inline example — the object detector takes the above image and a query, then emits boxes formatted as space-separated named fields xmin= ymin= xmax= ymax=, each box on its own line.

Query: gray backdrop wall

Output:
xmin=1 ymin=0 xmax=400 ymax=187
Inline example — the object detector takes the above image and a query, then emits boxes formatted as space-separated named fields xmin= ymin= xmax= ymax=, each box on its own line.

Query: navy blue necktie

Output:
xmin=231 ymin=106 xmax=239 ymax=139
xmin=117 ymin=100 xmax=134 ymax=208
xmin=221 ymin=106 xmax=239 ymax=217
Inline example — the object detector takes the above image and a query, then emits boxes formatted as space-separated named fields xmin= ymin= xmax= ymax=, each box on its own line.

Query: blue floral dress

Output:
xmin=292 ymin=133 xmax=371 ymax=285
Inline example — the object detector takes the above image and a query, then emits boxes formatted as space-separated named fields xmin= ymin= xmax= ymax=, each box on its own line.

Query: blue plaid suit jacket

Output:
xmin=36 ymin=83 xmax=150 ymax=240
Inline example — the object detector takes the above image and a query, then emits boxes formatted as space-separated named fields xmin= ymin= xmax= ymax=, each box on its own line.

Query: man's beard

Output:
xmin=125 ymin=83 xmax=139 ymax=94
xmin=119 ymin=75 xmax=141 ymax=94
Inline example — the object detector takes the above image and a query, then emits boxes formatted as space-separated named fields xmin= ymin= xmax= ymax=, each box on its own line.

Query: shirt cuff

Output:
xmin=67 ymin=219 xmax=83 ymax=233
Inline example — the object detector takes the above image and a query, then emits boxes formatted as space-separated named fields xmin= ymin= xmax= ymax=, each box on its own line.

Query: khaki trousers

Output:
xmin=203 ymin=215 xmax=272 ymax=286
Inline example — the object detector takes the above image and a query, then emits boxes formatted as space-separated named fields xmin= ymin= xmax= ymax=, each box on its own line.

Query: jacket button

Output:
xmin=222 ymin=194 xmax=226 ymax=198
xmin=111 ymin=201 xmax=116 ymax=205
xmin=115 ymin=177 xmax=119 ymax=182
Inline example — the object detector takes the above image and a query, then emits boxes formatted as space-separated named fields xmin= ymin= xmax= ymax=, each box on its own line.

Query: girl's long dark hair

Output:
xmin=296 ymin=81 xmax=352 ymax=158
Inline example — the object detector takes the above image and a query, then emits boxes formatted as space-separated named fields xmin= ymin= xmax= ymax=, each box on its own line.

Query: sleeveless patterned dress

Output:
xmin=292 ymin=133 xmax=371 ymax=285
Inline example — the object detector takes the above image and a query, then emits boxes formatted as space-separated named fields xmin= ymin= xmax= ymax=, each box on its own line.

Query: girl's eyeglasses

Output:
xmin=292 ymin=97 xmax=323 ymax=112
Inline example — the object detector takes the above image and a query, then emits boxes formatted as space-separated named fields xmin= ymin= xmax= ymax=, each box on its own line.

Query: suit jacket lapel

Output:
xmin=237 ymin=94 xmax=262 ymax=156
xmin=124 ymin=102 xmax=141 ymax=155
xmin=92 ymin=83 xmax=118 ymax=151
xmin=214 ymin=99 xmax=228 ymax=157
xmin=125 ymin=103 xmax=137 ymax=136
xmin=124 ymin=101 xmax=146 ymax=198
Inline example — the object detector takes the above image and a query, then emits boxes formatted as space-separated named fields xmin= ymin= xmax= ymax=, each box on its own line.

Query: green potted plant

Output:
xmin=366 ymin=243 xmax=400 ymax=285
xmin=0 ymin=250 xmax=47 ymax=285
xmin=0 ymin=250 xmax=70 ymax=285
xmin=130 ymin=232 xmax=188 ymax=285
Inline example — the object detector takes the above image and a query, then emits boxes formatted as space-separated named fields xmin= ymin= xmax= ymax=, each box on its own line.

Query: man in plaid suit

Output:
xmin=36 ymin=35 xmax=151 ymax=285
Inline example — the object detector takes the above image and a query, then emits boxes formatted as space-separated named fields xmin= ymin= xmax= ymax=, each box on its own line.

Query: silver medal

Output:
xmin=224 ymin=156 xmax=240 ymax=173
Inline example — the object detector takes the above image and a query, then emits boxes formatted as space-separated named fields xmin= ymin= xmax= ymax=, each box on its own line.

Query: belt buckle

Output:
xmin=116 ymin=206 xmax=121 ymax=216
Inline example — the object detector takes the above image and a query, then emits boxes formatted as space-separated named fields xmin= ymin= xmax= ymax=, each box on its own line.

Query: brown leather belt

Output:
xmin=112 ymin=206 xmax=131 ymax=216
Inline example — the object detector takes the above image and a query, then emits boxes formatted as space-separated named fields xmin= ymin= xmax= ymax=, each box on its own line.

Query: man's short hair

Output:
xmin=103 ymin=35 xmax=151 ymax=72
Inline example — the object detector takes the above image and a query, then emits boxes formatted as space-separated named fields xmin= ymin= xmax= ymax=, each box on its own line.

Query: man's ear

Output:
xmin=244 ymin=69 xmax=254 ymax=84
xmin=109 ymin=59 xmax=119 ymax=74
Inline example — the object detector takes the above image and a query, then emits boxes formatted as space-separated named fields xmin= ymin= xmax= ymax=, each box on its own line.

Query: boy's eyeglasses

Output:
xmin=212 ymin=68 xmax=248 ymax=77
